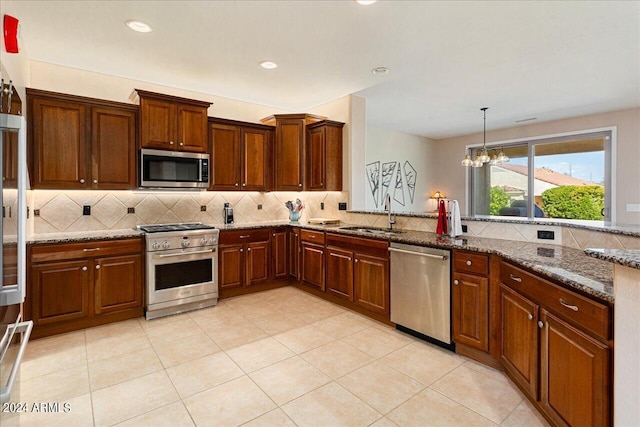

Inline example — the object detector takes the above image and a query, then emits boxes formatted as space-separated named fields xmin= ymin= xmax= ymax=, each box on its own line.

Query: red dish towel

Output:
xmin=436 ymin=199 xmax=448 ymax=235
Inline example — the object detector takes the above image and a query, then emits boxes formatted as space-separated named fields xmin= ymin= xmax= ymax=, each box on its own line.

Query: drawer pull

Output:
xmin=466 ymin=260 xmax=472 ymax=266
xmin=559 ymin=299 xmax=579 ymax=311
xmin=538 ymin=321 xmax=544 ymax=329
xmin=95 ymin=265 xmax=100 ymax=270
xmin=309 ymin=235 xmax=316 ymax=238
xmin=82 ymin=266 xmax=88 ymax=271
xmin=239 ymin=235 xmax=251 ymax=239
xmin=509 ymin=274 xmax=522 ymax=283
xmin=528 ymin=313 xmax=533 ymax=320
xmin=83 ymin=248 xmax=100 ymax=252
xmin=453 ymin=279 xmax=459 ymax=285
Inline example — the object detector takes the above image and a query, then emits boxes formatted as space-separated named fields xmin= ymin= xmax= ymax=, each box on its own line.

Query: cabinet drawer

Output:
xmin=219 ymin=228 xmax=270 ymax=244
xmin=326 ymin=233 xmax=388 ymax=258
xmin=300 ymin=229 xmax=325 ymax=244
xmin=501 ymin=261 xmax=611 ymax=340
xmin=453 ymin=251 xmax=489 ymax=275
xmin=31 ymin=238 xmax=143 ymax=263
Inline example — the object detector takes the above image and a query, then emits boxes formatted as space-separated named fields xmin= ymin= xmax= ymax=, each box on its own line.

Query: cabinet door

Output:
xmin=275 ymin=118 xmax=304 ymax=190
xmin=326 ymin=247 xmax=353 ymax=300
xmin=30 ymin=260 xmax=91 ymax=325
xmin=301 ymin=243 xmax=324 ymax=290
xmin=452 ymin=272 xmax=489 ymax=351
xmin=241 ymin=127 xmax=269 ymax=191
xmin=540 ymin=309 xmax=610 ymax=427
xmin=246 ymin=241 xmax=269 ymax=286
xmin=140 ymin=98 xmax=176 ymax=150
xmin=210 ymin=123 xmax=240 ymax=190
xmin=94 ymin=254 xmax=142 ymax=315
xmin=272 ymin=230 xmax=288 ymax=280
xmin=91 ymin=107 xmax=137 ymax=189
xmin=177 ymin=104 xmax=208 ymax=152
xmin=306 ymin=125 xmax=325 ymax=190
xmin=31 ymin=97 xmax=88 ymax=189
xmin=219 ymin=244 xmax=244 ymax=289
xmin=2 ymin=130 xmax=18 ymax=188
xmin=500 ymin=284 xmax=539 ymax=398
xmin=353 ymin=252 xmax=389 ymax=314
xmin=288 ymin=229 xmax=300 ymax=280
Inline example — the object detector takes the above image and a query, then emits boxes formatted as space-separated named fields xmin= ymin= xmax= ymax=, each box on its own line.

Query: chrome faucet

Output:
xmin=384 ymin=193 xmax=396 ymax=231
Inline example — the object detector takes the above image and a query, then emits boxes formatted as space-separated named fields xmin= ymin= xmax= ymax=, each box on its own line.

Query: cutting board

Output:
xmin=307 ymin=218 xmax=340 ymax=225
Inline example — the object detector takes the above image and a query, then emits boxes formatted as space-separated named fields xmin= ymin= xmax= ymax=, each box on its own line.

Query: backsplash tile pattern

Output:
xmin=30 ymin=190 xmax=640 ymax=250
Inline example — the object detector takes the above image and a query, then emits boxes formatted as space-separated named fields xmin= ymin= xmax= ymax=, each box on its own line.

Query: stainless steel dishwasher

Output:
xmin=389 ymin=242 xmax=452 ymax=349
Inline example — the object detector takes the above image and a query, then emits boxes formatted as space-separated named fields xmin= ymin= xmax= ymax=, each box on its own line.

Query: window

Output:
xmin=470 ymin=130 xmax=612 ymax=222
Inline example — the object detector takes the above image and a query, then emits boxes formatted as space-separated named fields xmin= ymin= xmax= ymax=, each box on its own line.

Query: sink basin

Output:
xmin=339 ymin=226 xmax=403 ymax=235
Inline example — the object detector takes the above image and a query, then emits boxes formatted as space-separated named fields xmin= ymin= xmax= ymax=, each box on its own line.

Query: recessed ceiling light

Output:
xmin=260 ymin=61 xmax=278 ymax=69
xmin=126 ymin=20 xmax=152 ymax=33
xmin=371 ymin=67 xmax=389 ymax=75
xmin=357 ymin=0 xmax=377 ymax=5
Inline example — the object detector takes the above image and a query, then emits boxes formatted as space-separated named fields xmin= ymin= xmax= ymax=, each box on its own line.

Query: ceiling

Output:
xmin=3 ymin=1 xmax=639 ymax=139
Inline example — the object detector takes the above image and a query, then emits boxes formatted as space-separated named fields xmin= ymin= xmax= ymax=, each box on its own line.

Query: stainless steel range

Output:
xmin=138 ymin=223 xmax=219 ymax=320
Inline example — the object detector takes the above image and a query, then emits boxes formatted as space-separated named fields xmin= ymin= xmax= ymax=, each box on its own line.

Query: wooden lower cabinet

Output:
xmin=540 ymin=309 xmax=610 ymax=427
xmin=326 ymin=247 xmax=353 ymax=300
xmin=452 ymin=272 xmax=489 ymax=351
xmin=27 ymin=238 xmax=144 ymax=338
xmin=500 ymin=284 xmax=539 ymax=398
xmin=219 ymin=244 xmax=244 ymax=290
xmin=301 ymin=242 xmax=325 ymax=290
xmin=353 ymin=252 xmax=389 ymax=314
xmin=288 ymin=228 xmax=300 ymax=280
xmin=218 ymin=229 xmax=271 ymax=293
xmin=246 ymin=241 xmax=269 ymax=286
xmin=271 ymin=229 xmax=288 ymax=280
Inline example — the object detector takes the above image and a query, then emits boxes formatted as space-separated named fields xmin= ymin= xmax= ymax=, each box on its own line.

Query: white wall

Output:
xmin=365 ymin=126 xmax=437 ymax=213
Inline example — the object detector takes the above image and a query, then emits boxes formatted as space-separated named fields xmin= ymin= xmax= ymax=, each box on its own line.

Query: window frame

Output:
xmin=466 ymin=126 xmax=616 ymax=223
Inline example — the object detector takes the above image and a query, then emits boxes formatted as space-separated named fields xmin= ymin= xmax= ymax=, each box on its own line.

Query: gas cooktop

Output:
xmin=137 ymin=223 xmax=217 ymax=233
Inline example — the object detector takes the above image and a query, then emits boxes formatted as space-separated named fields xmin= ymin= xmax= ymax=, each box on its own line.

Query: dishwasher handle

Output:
xmin=388 ymin=247 xmax=449 ymax=261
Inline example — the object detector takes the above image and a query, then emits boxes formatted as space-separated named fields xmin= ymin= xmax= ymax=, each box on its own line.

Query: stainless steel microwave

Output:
xmin=140 ymin=148 xmax=209 ymax=189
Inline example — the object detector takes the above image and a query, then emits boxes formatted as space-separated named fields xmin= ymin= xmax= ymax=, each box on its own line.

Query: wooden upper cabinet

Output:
xmin=28 ymin=89 xmax=138 ymax=190
xmin=306 ymin=120 xmax=344 ymax=191
xmin=275 ymin=117 xmax=305 ymax=190
xmin=210 ymin=122 xmax=240 ymax=189
xmin=209 ymin=118 xmax=272 ymax=191
xmin=137 ymin=89 xmax=211 ymax=153
xmin=177 ymin=104 xmax=208 ymax=152
xmin=30 ymin=96 xmax=88 ymax=189
xmin=91 ymin=107 xmax=137 ymax=189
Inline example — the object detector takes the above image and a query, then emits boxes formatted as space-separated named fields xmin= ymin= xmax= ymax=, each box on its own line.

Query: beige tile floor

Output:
xmin=2 ymin=287 xmax=550 ymax=427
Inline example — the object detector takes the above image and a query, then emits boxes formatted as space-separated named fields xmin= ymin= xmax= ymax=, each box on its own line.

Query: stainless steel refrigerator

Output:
xmin=0 ymin=91 xmax=32 ymax=404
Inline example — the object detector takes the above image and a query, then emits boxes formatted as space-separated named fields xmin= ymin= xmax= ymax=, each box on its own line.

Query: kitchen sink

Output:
xmin=339 ymin=226 xmax=403 ymax=235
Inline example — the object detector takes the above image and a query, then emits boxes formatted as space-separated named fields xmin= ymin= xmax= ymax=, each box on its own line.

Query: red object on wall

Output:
xmin=4 ymin=15 xmax=19 ymax=53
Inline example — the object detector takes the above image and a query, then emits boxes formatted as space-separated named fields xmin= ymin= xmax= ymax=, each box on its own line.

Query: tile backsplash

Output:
xmin=30 ymin=189 xmax=640 ymax=251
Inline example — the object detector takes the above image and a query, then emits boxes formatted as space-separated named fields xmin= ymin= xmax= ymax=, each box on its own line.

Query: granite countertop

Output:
xmin=28 ymin=228 xmax=144 ymax=245
xmin=584 ymin=248 xmax=640 ymax=270
xmin=27 ymin=220 xmax=614 ymax=302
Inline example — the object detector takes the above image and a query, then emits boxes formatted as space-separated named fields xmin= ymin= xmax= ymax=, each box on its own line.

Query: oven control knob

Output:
xmin=162 ymin=241 xmax=170 ymax=249
xmin=209 ymin=237 xmax=217 ymax=244
xmin=200 ymin=237 xmax=207 ymax=245
xmin=181 ymin=240 xmax=190 ymax=248
xmin=152 ymin=242 xmax=160 ymax=250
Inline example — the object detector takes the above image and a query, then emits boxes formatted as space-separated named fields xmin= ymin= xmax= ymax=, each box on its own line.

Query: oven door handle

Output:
xmin=157 ymin=249 xmax=215 ymax=258
xmin=0 ymin=320 xmax=34 ymax=404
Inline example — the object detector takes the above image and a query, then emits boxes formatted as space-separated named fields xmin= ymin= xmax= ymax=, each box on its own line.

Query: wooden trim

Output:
xmin=306 ymin=120 xmax=345 ymax=129
xmin=456 ymin=342 xmax=503 ymax=370
xmin=260 ymin=113 xmax=327 ymax=125
xmin=26 ymin=88 xmax=138 ymax=111
xmin=488 ymin=254 xmax=502 ymax=360
xmin=219 ymin=280 xmax=289 ymax=299
xmin=134 ymin=89 xmax=212 ymax=108
xmin=208 ymin=116 xmax=275 ymax=131
xmin=30 ymin=307 xmax=143 ymax=340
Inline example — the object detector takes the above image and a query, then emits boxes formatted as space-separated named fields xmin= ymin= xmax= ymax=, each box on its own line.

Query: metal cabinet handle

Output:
xmin=559 ymin=299 xmax=579 ymax=311
xmin=453 ymin=279 xmax=459 ymax=285
xmin=242 ymin=183 xmax=246 ymax=187
xmin=528 ymin=313 xmax=533 ymax=320
xmin=321 ymin=251 xmax=324 ymax=255
xmin=309 ymin=235 xmax=316 ymax=239
xmin=247 ymin=247 xmax=251 ymax=252
xmin=79 ymin=179 xmax=85 ymax=184
xmin=354 ymin=258 xmax=358 ymax=263
xmin=82 ymin=266 xmax=88 ymax=271
xmin=320 ymin=182 xmax=323 ymax=186
xmin=93 ymin=179 xmax=98 ymax=184
xmin=235 ymin=183 xmax=239 ymax=186
xmin=157 ymin=249 xmax=214 ymax=258
xmin=466 ymin=260 xmax=472 ymax=266
xmin=95 ymin=265 xmax=100 ymax=270
xmin=170 ymin=141 xmax=174 ymax=145
xmin=179 ymin=142 xmax=184 ymax=146
xmin=273 ymin=233 xmax=276 ymax=237
xmin=388 ymin=247 xmax=448 ymax=261
xmin=538 ymin=321 xmax=544 ymax=328
xmin=298 ymin=183 xmax=302 ymax=187
xmin=240 ymin=248 xmax=243 ymax=253
xmin=509 ymin=274 xmax=522 ymax=283
xmin=239 ymin=235 xmax=251 ymax=239
xmin=83 ymin=248 xmax=100 ymax=252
